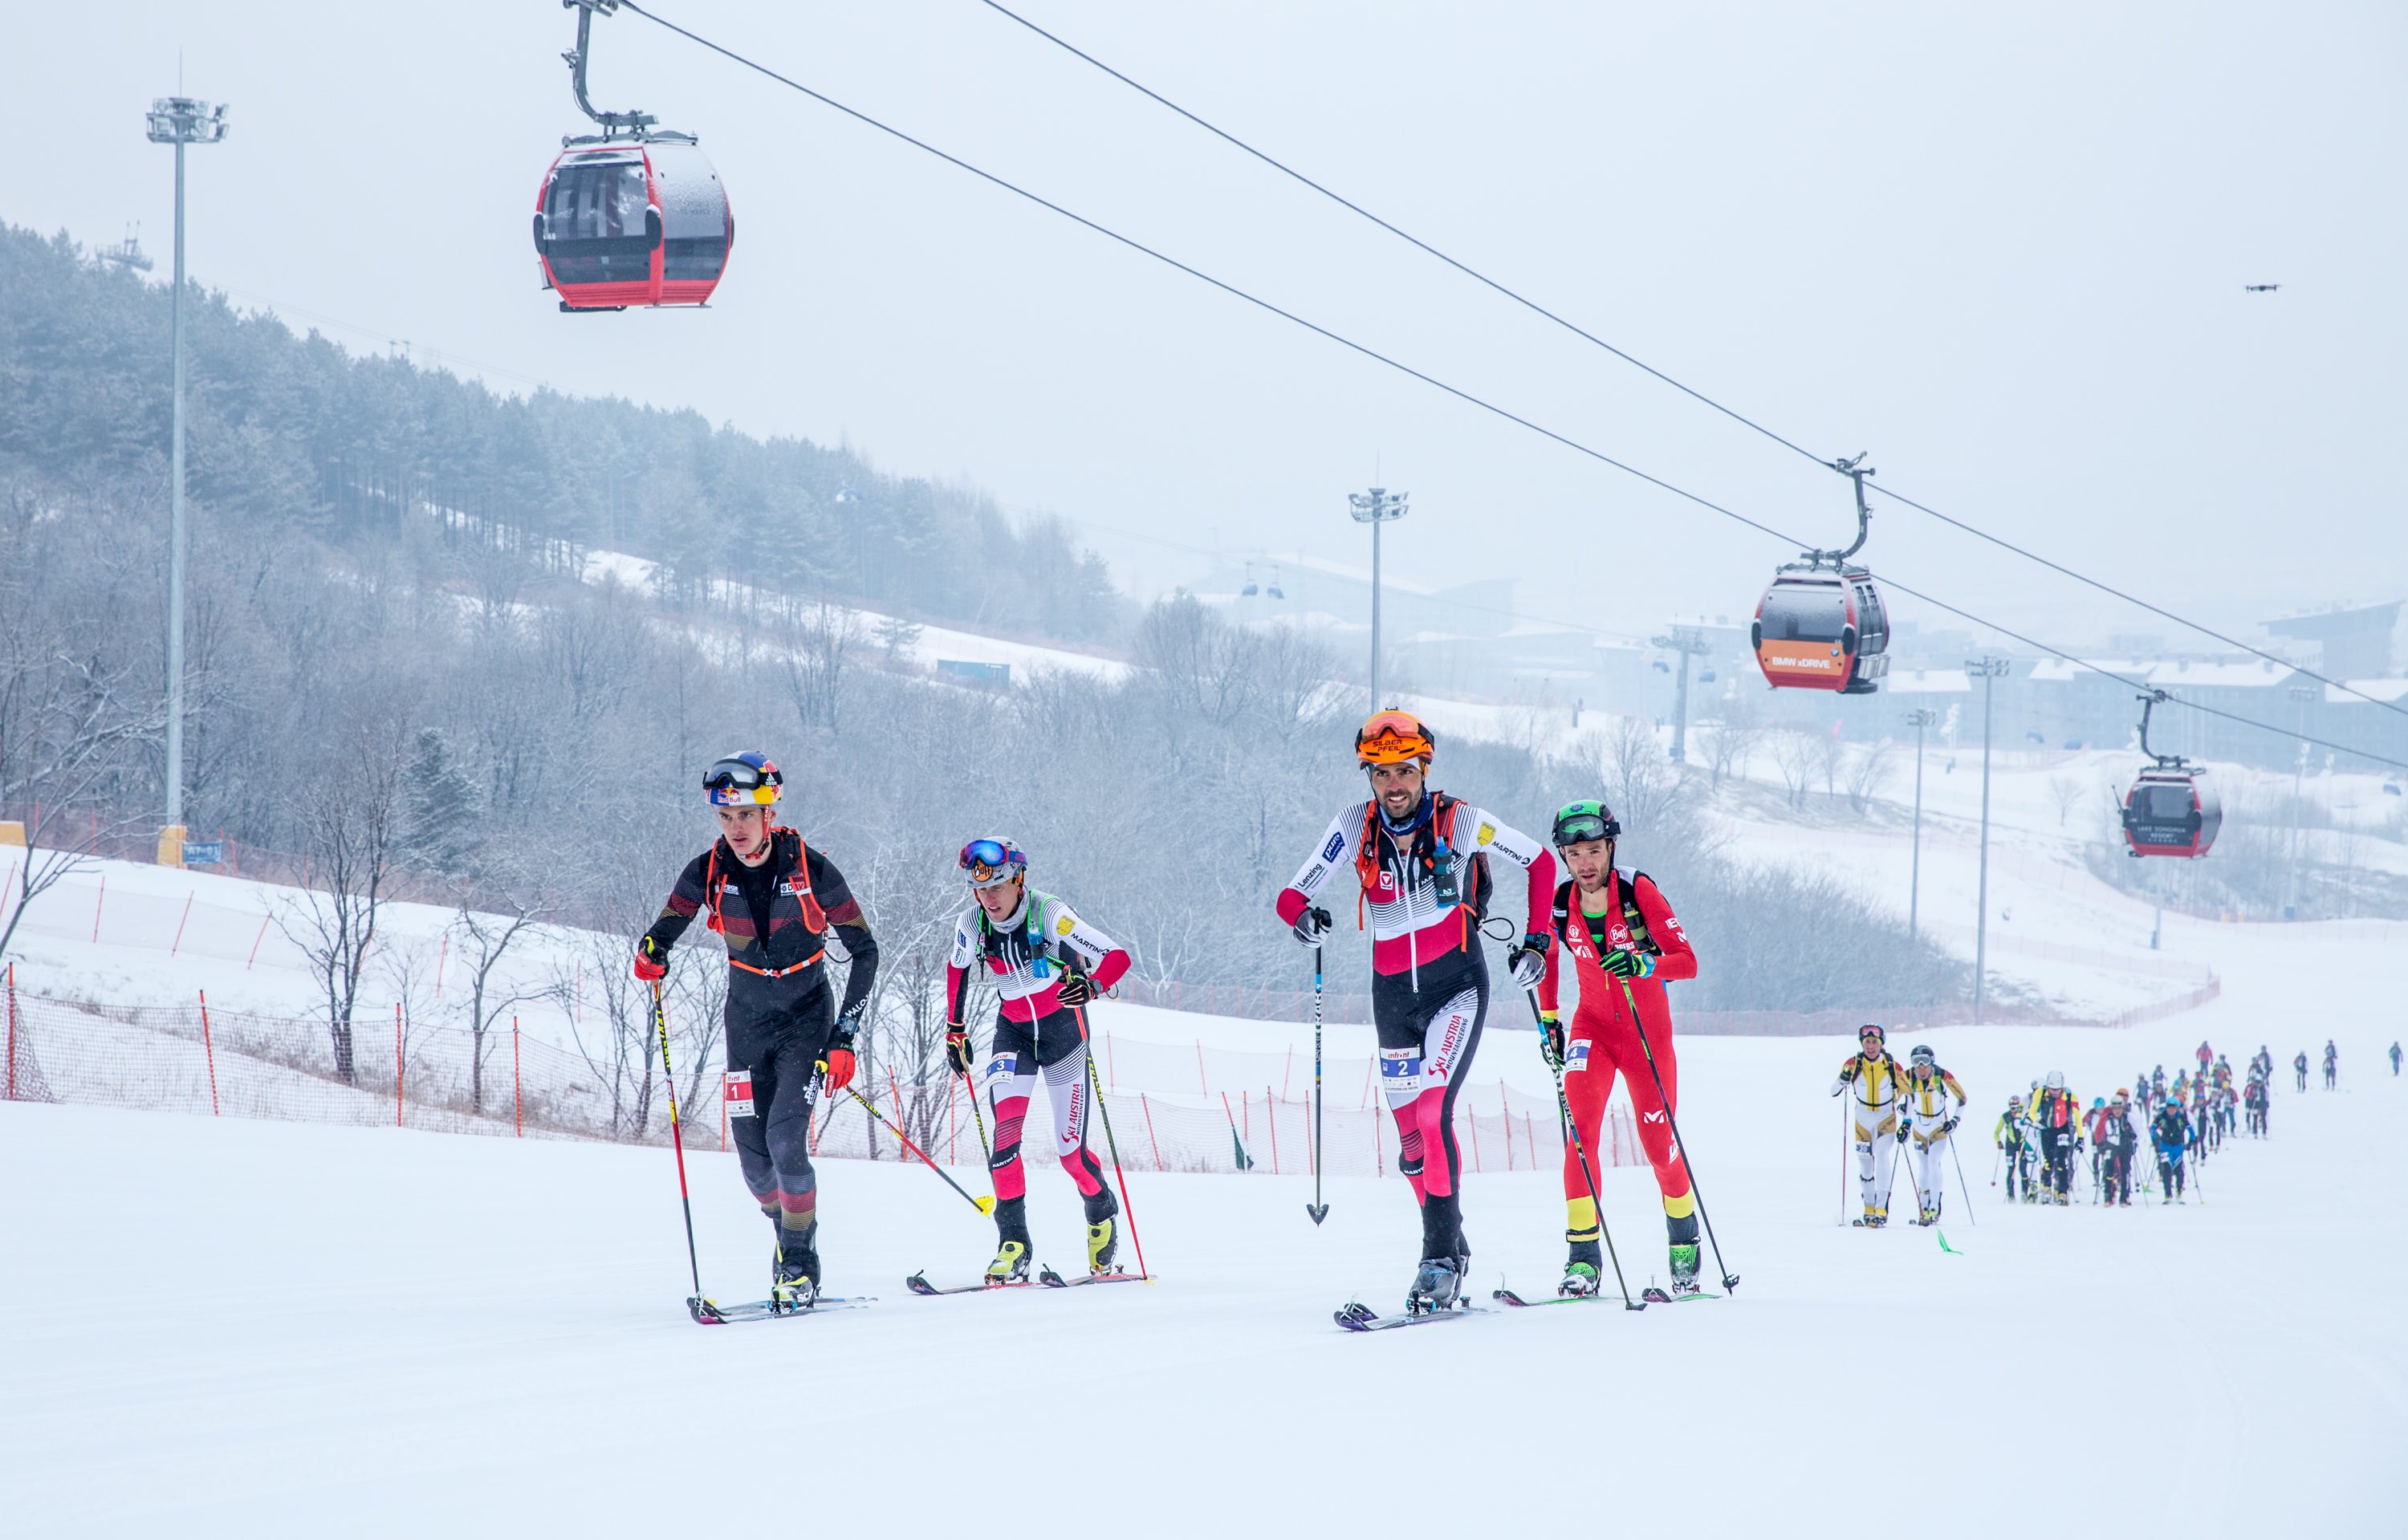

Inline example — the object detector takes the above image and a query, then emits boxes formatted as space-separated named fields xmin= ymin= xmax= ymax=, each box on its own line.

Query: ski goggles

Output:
xmin=958 ymin=838 xmax=1025 ymax=888
xmin=1550 ymin=800 xmax=1621 ymax=847
xmin=703 ymin=756 xmax=781 ymax=807
xmin=1356 ymin=710 xmax=1434 ymax=765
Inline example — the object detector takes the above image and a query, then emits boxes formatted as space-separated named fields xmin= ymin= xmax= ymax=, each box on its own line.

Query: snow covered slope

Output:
xmin=4 ymin=993 xmax=2400 ymax=1537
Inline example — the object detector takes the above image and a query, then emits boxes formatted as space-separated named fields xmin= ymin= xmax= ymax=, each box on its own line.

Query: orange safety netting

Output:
xmin=0 ymin=980 xmax=1643 ymax=1180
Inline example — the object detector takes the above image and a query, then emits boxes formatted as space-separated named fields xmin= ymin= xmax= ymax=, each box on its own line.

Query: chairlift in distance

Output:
xmin=1266 ymin=566 xmax=1284 ymax=600
xmin=533 ymin=1 xmax=734 ymax=313
xmin=1241 ymin=561 xmax=1259 ymax=598
xmin=1751 ymin=454 xmax=1891 ymax=694
xmin=2121 ymin=690 xmax=2222 ymax=859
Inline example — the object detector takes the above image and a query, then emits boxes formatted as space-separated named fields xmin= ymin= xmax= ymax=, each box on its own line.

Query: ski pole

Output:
xmin=845 ymin=1086 xmax=995 ymax=1216
xmin=1616 ymin=978 xmax=1739 ymax=1292
xmin=1838 ymin=1095 xmax=1852 ymax=1228
xmin=1069 ymin=996 xmax=1149 ymax=1280
xmin=1946 ymin=1124 xmax=1978 ymax=1226
xmin=1525 ymin=990 xmax=1641 ymax=1310
xmin=1882 ymin=1123 xmax=1906 ymax=1216
xmin=649 ymin=979 xmax=710 ymax=1318
xmin=1305 ymin=944 xmax=1328 ymax=1225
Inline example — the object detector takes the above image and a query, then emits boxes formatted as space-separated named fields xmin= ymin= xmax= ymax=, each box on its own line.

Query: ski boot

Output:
xmin=986 ymin=1196 xmax=1033 ymax=1286
xmin=1406 ymin=1254 xmax=1462 ymax=1314
xmin=1667 ymin=1241 xmax=1706 ymax=1298
xmin=1558 ymin=1238 xmax=1603 ymax=1298
xmin=1917 ymin=1207 xmax=1937 ymax=1227
xmin=1083 ymin=1184 xmax=1121 ymax=1275
xmin=1855 ymin=1205 xmax=1888 ymax=1229
xmin=1406 ymin=1195 xmax=1466 ymax=1313
xmin=771 ymin=1224 xmax=820 ymax=1313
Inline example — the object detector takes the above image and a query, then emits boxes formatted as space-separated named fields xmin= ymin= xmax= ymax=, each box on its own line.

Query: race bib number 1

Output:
xmin=724 ymin=1069 xmax=756 ymax=1118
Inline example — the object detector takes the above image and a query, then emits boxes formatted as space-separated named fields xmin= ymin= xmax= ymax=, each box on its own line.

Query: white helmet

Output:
xmin=2045 ymin=1070 xmax=2066 ymax=1090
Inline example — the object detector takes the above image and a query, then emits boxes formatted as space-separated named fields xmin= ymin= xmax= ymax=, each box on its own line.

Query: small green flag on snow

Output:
xmin=1231 ymin=1127 xmax=1255 ymax=1172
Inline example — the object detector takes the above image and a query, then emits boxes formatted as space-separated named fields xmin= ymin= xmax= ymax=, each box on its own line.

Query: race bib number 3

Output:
xmin=724 ymin=1069 xmax=757 ymax=1118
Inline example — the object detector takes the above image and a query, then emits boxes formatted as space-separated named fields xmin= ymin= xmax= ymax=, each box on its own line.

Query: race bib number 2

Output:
xmin=724 ymin=1069 xmax=756 ymax=1118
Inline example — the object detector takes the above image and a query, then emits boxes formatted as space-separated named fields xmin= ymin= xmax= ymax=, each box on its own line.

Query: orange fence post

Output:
xmin=1468 ymin=1107 xmax=1483 ymax=1172
xmin=1501 ymin=1085 xmax=1513 ymax=1171
xmin=170 ymin=893 xmax=195 ymax=958
xmin=434 ymin=934 xmax=447 ymax=1000
xmin=197 ymin=989 xmax=221 ymax=1116
xmin=91 ymin=874 xmax=105 ymax=944
xmin=246 ymin=914 xmax=270 ymax=970
xmin=394 ymin=1002 xmax=404 ymax=1128
xmin=1194 ymin=1040 xmax=1207 ymax=1095
xmin=5 ymin=961 xmax=15 ymax=1102
xmin=1139 ymin=1093 xmax=1162 ymax=1172
xmin=513 ymin=1019 xmax=523 ymax=1138
xmin=1266 ymin=1086 xmax=1279 ymax=1175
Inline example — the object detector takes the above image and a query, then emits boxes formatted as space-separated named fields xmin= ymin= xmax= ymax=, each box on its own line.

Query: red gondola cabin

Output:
xmin=1751 ymin=571 xmax=1890 ymax=694
xmin=534 ymin=134 xmax=732 ymax=311
xmin=2121 ymin=767 xmax=2222 ymax=859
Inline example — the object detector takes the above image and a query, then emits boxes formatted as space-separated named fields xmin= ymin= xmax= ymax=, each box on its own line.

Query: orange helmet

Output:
xmin=1356 ymin=709 xmax=1434 ymax=766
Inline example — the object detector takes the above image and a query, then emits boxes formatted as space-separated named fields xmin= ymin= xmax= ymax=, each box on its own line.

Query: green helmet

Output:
xmin=1550 ymin=799 xmax=1621 ymax=848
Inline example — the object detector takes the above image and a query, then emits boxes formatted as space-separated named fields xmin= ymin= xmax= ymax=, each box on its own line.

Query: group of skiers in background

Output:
xmin=1982 ymin=1040 xmax=2312 ymax=1211
xmin=1832 ymin=1026 xmax=2364 ymax=1229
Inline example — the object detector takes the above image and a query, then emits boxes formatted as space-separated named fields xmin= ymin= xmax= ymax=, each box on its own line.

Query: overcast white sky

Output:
xmin=10 ymin=2 xmax=2404 ymax=649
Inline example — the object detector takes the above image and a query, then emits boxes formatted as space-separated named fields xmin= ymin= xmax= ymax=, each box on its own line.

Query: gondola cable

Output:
xmin=614 ymin=2 xmax=2408 ymax=774
xmin=970 ymin=0 xmax=2408 ymax=724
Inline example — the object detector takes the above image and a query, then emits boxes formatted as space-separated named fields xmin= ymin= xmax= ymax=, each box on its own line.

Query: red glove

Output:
xmin=633 ymin=937 xmax=668 ymax=981
xmin=819 ymin=1046 xmax=856 ymax=1093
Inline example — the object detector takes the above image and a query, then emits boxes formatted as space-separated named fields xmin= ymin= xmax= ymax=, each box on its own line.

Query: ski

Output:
xmin=1333 ymin=1299 xmax=1491 ymax=1331
xmin=1638 ymin=1286 xmax=1721 ymax=1304
xmin=1037 ymin=1266 xmax=1148 ymax=1288
xmin=689 ymin=1294 xmax=873 ymax=1324
xmin=904 ymin=1270 xmax=1047 ymax=1296
xmin=1491 ymin=1286 xmax=1647 ymax=1310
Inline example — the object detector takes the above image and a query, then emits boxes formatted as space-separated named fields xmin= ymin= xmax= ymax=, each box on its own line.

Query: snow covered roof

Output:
xmin=1885 ymin=669 xmax=1972 ymax=695
xmin=2328 ymin=678 xmax=2408 ymax=705
xmin=2146 ymin=660 xmax=2296 ymax=689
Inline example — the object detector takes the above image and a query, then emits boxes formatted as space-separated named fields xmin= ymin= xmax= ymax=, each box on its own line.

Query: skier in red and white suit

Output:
xmin=1533 ymin=798 xmax=1703 ymax=1297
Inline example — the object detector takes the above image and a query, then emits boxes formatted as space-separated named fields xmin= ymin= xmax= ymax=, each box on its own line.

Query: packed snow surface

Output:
xmin=4 ymin=986 xmax=2401 ymax=1536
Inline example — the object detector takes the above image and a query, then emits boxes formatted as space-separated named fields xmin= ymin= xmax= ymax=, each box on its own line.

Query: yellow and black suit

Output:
xmin=1831 ymin=1050 xmax=1907 ymax=1222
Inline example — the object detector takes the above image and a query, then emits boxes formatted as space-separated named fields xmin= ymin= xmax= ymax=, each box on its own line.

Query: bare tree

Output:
xmin=1698 ymin=691 xmax=1763 ymax=791
xmin=773 ymin=596 xmax=860 ymax=736
xmin=0 ymin=536 xmax=161 ymax=958
xmin=1844 ymin=740 xmax=1894 ymax=815
xmin=1771 ymin=731 xmax=1816 ymax=811
xmin=1812 ymin=723 xmax=1848 ymax=802
xmin=552 ymin=919 xmax=661 ymax=1139
xmin=276 ymin=715 xmax=409 ymax=1082
xmin=1584 ymin=715 xmax=1680 ymax=831
xmin=448 ymin=878 xmax=553 ymax=1111
xmin=2047 ymin=773 xmax=2085 ymax=828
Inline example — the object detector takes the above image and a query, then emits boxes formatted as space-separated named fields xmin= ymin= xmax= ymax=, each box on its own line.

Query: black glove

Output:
xmin=1537 ymin=1012 xmax=1565 ymax=1071
xmin=1056 ymin=972 xmax=1096 ymax=1009
xmin=946 ymin=1025 xmax=974 ymax=1076
xmin=1896 ymin=1124 xmax=1910 ymax=1145
xmin=1291 ymin=905 xmax=1332 ymax=946
xmin=1506 ymin=932 xmax=1549 ymax=989
xmin=1941 ymin=1116 xmax=1959 ymax=1136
